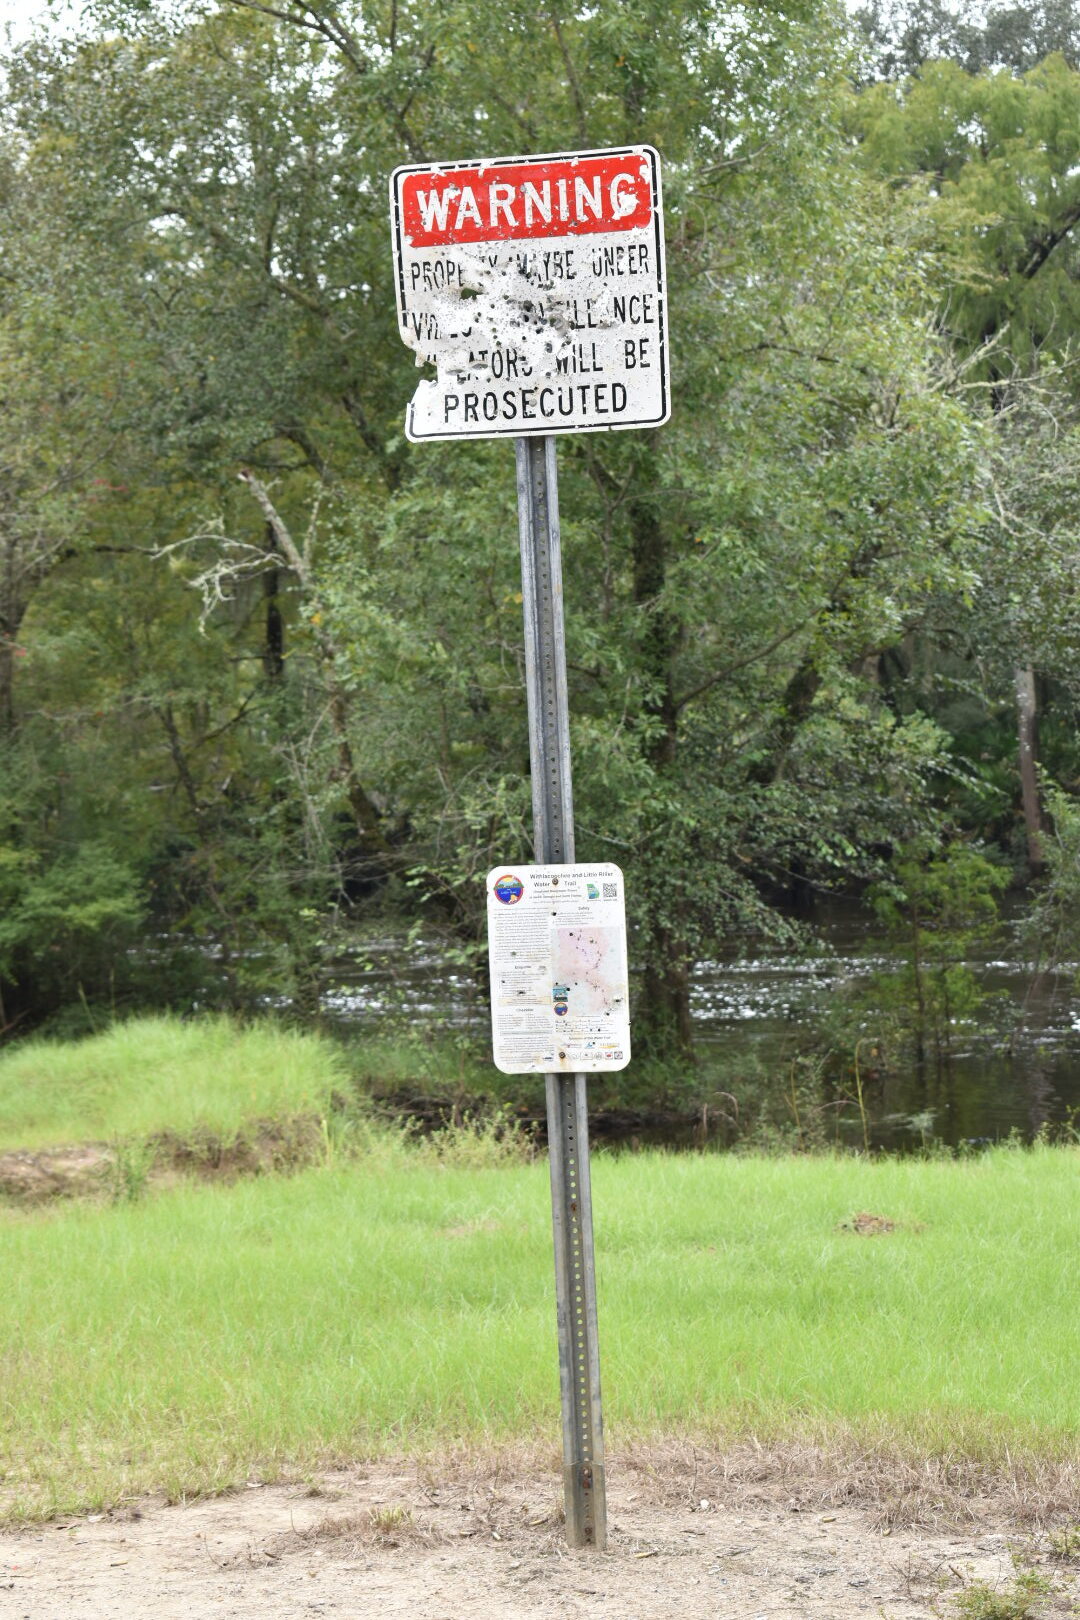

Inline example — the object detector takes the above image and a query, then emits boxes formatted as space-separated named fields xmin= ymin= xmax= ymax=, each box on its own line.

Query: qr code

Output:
xmin=602 ymin=882 xmax=618 ymax=899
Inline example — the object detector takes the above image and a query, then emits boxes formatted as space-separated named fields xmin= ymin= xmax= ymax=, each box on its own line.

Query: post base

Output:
xmin=563 ymin=1460 xmax=607 ymax=1549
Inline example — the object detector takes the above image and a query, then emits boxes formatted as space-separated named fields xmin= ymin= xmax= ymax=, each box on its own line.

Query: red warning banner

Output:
xmin=399 ymin=153 xmax=653 ymax=249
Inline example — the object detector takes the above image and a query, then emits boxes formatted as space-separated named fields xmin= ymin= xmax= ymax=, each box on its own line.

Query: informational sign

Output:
xmin=486 ymin=863 xmax=631 ymax=1074
xmin=390 ymin=147 xmax=669 ymax=442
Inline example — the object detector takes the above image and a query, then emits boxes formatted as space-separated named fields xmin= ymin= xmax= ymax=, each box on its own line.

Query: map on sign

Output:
xmin=553 ymin=926 xmax=624 ymax=1016
xmin=389 ymin=147 xmax=668 ymax=441
xmin=486 ymin=864 xmax=631 ymax=1074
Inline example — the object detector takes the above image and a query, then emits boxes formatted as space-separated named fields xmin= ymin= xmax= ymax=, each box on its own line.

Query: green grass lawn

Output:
xmin=1 ymin=1141 xmax=1077 ymax=1518
xmin=0 ymin=1015 xmax=347 ymax=1150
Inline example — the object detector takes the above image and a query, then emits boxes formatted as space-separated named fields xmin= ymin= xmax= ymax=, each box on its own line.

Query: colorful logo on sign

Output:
xmin=493 ymin=873 xmax=524 ymax=904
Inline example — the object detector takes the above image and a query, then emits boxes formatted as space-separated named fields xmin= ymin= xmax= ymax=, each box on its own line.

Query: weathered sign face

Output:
xmin=390 ymin=146 xmax=669 ymax=442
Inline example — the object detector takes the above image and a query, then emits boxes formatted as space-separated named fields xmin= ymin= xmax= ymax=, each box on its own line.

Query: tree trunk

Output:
xmin=758 ymin=658 xmax=822 ymax=783
xmin=0 ymin=632 xmax=13 ymax=736
xmin=1014 ymin=664 xmax=1044 ymax=875
xmin=262 ymin=523 xmax=284 ymax=682
xmin=639 ymin=919 xmax=694 ymax=1060
xmin=239 ymin=472 xmax=390 ymax=862
xmin=628 ymin=462 xmax=694 ymax=1058
xmin=0 ymin=547 xmax=25 ymax=734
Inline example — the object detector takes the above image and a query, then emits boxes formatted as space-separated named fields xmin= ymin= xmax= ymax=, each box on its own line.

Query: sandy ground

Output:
xmin=2 ymin=1453 xmax=1078 ymax=1620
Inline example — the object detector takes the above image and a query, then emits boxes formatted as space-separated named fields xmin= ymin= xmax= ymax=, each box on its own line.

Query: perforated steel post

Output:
xmin=514 ymin=434 xmax=607 ymax=1551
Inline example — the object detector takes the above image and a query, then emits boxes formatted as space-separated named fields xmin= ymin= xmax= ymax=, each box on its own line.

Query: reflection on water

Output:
xmin=690 ymin=951 xmax=1080 ymax=1149
xmin=319 ymin=918 xmax=1080 ymax=1149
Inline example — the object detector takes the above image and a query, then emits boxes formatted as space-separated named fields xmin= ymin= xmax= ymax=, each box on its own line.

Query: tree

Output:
xmin=0 ymin=133 xmax=142 ymax=734
xmin=849 ymin=35 xmax=1080 ymax=873
xmin=0 ymin=1 xmax=994 ymax=1055
xmin=854 ymin=0 xmax=1080 ymax=80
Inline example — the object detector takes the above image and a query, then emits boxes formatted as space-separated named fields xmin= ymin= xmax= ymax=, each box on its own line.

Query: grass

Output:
xmin=1 ymin=1140 xmax=1079 ymax=1518
xmin=1048 ymin=1526 xmax=1080 ymax=1560
xmin=952 ymin=1569 xmax=1053 ymax=1619
xmin=0 ymin=1015 xmax=348 ymax=1150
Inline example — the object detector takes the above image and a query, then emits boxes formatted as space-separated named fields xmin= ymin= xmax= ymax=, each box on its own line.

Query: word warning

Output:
xmin=486 ymin=864 xmax=631 ymax=1074
xmin=390 ymin=147 xmax=669 ymax=441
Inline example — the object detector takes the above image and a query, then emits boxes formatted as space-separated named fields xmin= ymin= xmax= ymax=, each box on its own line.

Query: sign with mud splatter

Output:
xmin=390 ymin=148 xmax=668 ymax=441
xmin=486 ymin=863 xmax=630 ymax=1073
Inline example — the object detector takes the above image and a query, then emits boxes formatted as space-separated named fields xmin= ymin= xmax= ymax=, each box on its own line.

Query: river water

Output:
xmin=319 ymin=915 xmax=1080 ymax=1150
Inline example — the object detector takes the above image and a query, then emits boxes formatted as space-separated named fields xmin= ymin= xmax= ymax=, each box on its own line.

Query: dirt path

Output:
xmin=2 ymin=1454 xmax=1076 ymax=1620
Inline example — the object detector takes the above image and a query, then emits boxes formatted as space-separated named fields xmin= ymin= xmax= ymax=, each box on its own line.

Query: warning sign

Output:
xmin=486 ymin=863 xmax=631 ymax=1074
xmin=390 ymin=147 xmax=669 ymax=442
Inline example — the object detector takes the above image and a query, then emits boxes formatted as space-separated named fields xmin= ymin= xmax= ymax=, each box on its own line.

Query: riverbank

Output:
xmin=4 ymin=1000 xmax=1080 ymax=1165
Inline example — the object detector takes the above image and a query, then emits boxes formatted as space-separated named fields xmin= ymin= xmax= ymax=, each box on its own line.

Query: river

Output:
xmin=318 ymin=912 xmax=1080 ymax=1150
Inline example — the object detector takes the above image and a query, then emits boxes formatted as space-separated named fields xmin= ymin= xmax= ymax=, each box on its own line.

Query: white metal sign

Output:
xmin=486 ymin=863 xmax=631 ymax=1074
xmin=390 ymin=147 xmax=669 ymax=442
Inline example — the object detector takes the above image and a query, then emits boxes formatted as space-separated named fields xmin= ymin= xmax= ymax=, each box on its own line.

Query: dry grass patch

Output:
xmin=614 ymin=1436 xmax=1080 ymax=1531
xmin=837 ymin=1209 xmax=927 ymax=1235
xmin=247 ymin=1503 xmax=445 ymax=1565
xmin=259 ymin=1438 xmax=1080 ymax=1547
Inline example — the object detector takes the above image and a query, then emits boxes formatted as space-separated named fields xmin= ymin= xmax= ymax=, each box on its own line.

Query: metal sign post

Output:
xmin=515 ymin=434 xmax=606 ymax=1548
xmin=389 ymin=142 xmax=671 ymax=1554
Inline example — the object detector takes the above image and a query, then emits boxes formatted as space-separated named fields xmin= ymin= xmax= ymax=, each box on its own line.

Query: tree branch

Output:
xmin=159 ymin=202 xmax=401 ymax=489
xmin=237 ymin=470 xmax=307 ymax=580
xmin=548 ymin=9 xmax=588 ymax=144
xmin=275 ymin=424 xmax=331 ymax=478
xmin=1020 ymin=198 xmax=1080 ymax=280
xmin=674 ymin=621 xmax=808 ymax=713
xmin=224 ymin=0 xmax=370 ymax=77
xmin=393 ymin=43 xmax=436 ymax=159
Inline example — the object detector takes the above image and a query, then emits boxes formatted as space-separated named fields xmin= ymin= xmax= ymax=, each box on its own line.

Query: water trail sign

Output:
xmin=487 ymin=863 xmax=631 ymax=1074
xmin=390 ymin=146 xmax=669 ymax=441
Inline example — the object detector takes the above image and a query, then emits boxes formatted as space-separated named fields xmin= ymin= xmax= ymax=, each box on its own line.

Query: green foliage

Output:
xmin=848 ymin=27 xmax=1080 ymax=883
xmin=398 ymin=1110 xmax=537 ymax=1170
xmin=1024 ymin=783 xmax=1080 ymax=973
xmin=854 ymin=0 xmax=1080 ymax=81
xmin=952 ymin=1568 xmax=1053 ymax=1620
xmin=103 ymin=1135 xmax=156 ymax=1204
xmin=0 ymin=0 xmax=1061 ymax=1058
xmin=0 ymin=834 xmax=144 ymax=1024
xmin=1046 ymin=1525 xmax=1080 ymax=1560
xmin=0 ymin=841 xmax=142 ymax=963
xmin=852 ymin=53 xmax=1080 ymax=365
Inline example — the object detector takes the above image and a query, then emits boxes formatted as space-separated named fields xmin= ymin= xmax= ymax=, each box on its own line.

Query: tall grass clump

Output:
xmin=0 ymin=1014 xmax=349 ymax=1150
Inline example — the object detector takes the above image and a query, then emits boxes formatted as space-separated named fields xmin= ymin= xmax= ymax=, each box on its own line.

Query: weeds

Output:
xmin=402 ymin=1111 xmax=536 ymax=1170
xmin=949 ymin=1568 xmax=1052 ymax=1619
xmin=368 ymin=1504 xmax=414 ymax=1538
xmin=257 ymin=1503 xmax=433 ymax=1562
xmin=103 ymin=1138 xmax=155 ymax=1204
xmin=1046 ymin=1526 xmax=1080 ymax=1561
